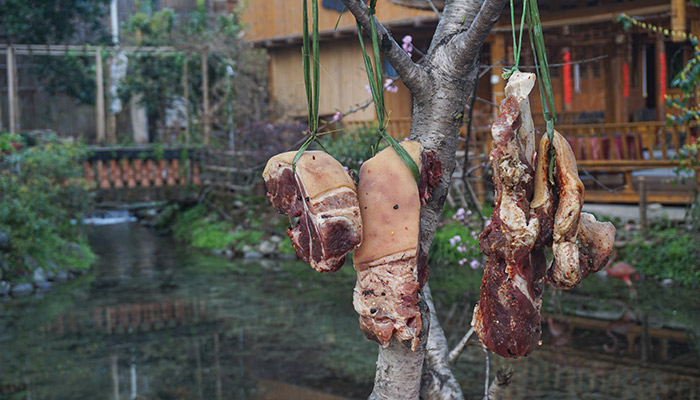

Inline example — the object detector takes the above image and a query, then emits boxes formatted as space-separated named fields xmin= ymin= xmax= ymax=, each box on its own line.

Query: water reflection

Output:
xmin=0 ymin=222 xmax=374 ymax=400
xmin=0 ymin=222 xmax=697 ymax=399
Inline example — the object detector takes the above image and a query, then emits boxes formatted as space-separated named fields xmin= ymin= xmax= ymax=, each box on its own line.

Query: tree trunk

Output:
xmin=339 ymin=0 xmax=507 ymax=397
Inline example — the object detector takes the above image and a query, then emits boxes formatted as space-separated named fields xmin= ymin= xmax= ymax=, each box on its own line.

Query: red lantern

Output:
xmin=622 ymin=63 xmax=630 ymax=98
xmin=563 ymin=50 xmax=572 ymax=105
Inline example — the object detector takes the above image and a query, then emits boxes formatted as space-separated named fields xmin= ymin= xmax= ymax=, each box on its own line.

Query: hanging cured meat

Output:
xmin=263 ymin=151 xmax=362 ymax=273
xmin=472 ymin=72 xmax=544 ymax=358
xmin=473 ymin=71 xmax=616 ymax=358
xmin=352 ymin=141 xmax=441 ymax=351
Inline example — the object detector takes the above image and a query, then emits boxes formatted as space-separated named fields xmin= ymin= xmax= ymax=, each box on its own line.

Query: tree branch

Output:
xmin=338 ymin=0 xmax=427 ymax=93
xmin=487 ymin=367 xmax=514 ymax=400
xmin=436 ymin=0 xmax=507 ymax=70
xmin=448 ymin=326 xmax=475 ymax=365
xmin=428 ymin=0 xmax=484 ymax=56
xmin=421 ymin=285 xmax=464 ymax=400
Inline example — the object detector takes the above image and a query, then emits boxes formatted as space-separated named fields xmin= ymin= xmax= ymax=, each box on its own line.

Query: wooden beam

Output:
xmin=494 ymin=1 xmax=670 ymax=30
xmin=96 ymin=50 xmax=106 ymax=144
xmin=7 ymin=46 xmax=17 ymax=134
xmin=670 ymin=0 xmax=686 ymax=43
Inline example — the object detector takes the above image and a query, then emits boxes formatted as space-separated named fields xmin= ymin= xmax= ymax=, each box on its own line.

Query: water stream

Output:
xmin=0 ymin=221 xmax=697 ymax=399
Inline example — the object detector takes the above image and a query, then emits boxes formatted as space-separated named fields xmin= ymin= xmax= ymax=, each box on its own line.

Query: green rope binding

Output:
xmin=357 ymin=0 xmax=420 ymax=185
xmin=293 ymin=0 xmax=328 ymax=171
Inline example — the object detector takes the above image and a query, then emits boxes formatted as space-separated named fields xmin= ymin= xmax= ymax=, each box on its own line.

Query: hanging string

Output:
xmin=503 ymin=0 xmax=528 ymax=79
xmin=523 ymin=0 xmax=557 ymax=181
xmin=293 ymin=0 xmax=328 ymax=169
xmin=357 ymin=0 xmax=420 ymax=184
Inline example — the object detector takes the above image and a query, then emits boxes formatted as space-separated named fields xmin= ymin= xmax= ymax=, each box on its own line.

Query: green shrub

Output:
xmin=620 ymin=227 xmax=700 ymax=287
xmin=173 ymin=204 xmax=267 ymax=252
xmin=429 ymin=207 xmax=484 ymax=268
xmin=322 ymin=123 xmax=387 ymax=172
xmin=0 ymin=133 xmax=94 ymax=279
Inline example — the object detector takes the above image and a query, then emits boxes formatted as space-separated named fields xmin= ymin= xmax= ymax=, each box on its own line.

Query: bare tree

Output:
xmin=338 ymin=0 xmax=507 ymax=398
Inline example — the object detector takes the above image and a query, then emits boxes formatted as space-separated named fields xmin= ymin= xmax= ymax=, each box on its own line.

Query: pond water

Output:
xmin=0 ymin=222 xmax=698 ymax=399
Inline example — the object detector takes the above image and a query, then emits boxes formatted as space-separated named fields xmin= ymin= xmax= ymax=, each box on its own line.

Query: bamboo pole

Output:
xmin=7 ymin=46 xmax=17 ymax=134
xmin=201 ymin=52 xmax=210 ymax=146
xmin=96 ymin=49 xmax=106 ymax=144
xmin=183 ymin=59 xmax=190 ymax=145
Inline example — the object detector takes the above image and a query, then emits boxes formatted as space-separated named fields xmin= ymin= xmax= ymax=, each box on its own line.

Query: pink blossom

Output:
xmin=364 ymin=85 xmax=372 ymax=95
xmin=469 ymin=260 xmax=480 ymax=269
xmin=331 ymin=111 xmax=342 ymax=121
xmin=449 ymin=235 xmax=461 ymax=246
xmin=402 ymin=35 xmax=413 ymax=55
xmin=459 ymin=258 xmax=467 ymax=265
xmin=457 ymin=246 xmax=467 ymax=253
xmin=384 ymin=78 xmax=398 ymax=93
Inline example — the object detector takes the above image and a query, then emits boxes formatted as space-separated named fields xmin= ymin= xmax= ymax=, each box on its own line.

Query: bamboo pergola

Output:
xmin=0 ymin=44 xmax=213 ymax=145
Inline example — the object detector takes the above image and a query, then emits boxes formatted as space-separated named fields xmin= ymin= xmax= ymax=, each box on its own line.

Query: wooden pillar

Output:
xmin=201 ymin=52 xmax=210 ymax=146
xmin=655 ymin=34 xmax=666 ymax=121
xmin=671 ymin=0 xmax=686 ymax=43
xmin=7 ymin=46 xmax=18 ymax=134
xmin=490 ymin=33 xmax=506 ymax=118
xmin=604 ymin=39 xmax=626 ymax=123
xmin=96 ymin=49 xmax=106 ymax=144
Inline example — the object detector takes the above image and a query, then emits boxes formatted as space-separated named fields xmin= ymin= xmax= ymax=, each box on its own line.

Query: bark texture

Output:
xmin=339 ymin=0 xmax=508 ymax=397
xmin=421 ymin=285 xmax=465 ymax=400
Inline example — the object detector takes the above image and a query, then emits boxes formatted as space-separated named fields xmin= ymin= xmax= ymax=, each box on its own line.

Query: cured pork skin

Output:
xmin=505 ymin=71 xmax=537 ymax=167
xmin=352 ymin=141 xmax=441 ymax=351
xmin=263 ymin=151 xmax=362 ymax=273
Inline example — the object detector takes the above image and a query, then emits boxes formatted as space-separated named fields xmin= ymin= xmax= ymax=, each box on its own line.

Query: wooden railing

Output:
xmin=337 ymin=118 xmax=699 ymax=204
xmin=84 ymin=147 xmax=201 ymax=201
xmin=469 ymin=121 xmax=699 ymax=204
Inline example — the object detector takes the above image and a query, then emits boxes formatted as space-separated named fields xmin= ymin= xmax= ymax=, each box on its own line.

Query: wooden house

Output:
xmin=241 ymin=0 xmax=700 ymax=204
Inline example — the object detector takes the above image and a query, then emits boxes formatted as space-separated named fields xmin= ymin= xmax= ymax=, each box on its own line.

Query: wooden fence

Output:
xmin=84 ymin=146 xmax=201 ymax=202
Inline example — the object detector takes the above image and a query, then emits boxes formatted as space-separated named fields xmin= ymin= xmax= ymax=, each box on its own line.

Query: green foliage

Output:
xmin=277 ymin=238 xmax=296 ymax=255
xmin=1 ymin=0 xmax=110 ymax=105
xmin=0 ymin=133 xmax=95 ymax=280
xmin=1 ymin=0 xmax=110 ymax=44
xmin=619 ymin=225 xmax=700 ymax=287
xmin=190 ymin=221 xmax=237 ymax=250
xmin=118 ymin=2 xmax=265 ymax=144
xmin=429 ymin=222 xmax=480 ymax=267
xmin=322 ymin=123 xmax=387 ymax=172
xmin=172 ymin=204 xmax=265 ymax=252
xmin=0 ymin=133 xmax=22 ymax=152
